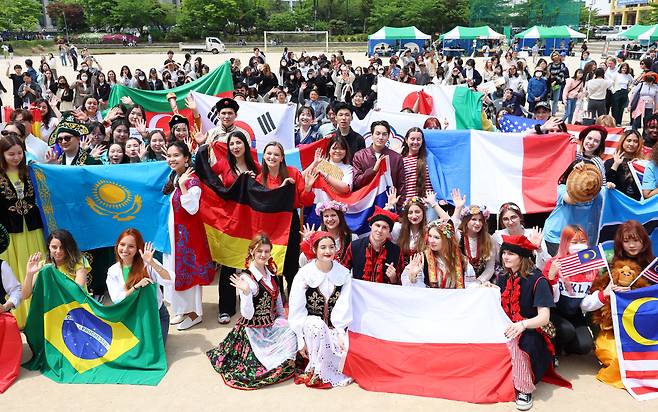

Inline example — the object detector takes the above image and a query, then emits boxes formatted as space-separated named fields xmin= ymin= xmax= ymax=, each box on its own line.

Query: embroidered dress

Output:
xmin=288 ymin=260 xmax=353 ymax=387
xmin=0 ymin=171 xmax=46 ymax=328
xmin=163 ymin=173 xmax=214 ymax=316
xmin=207 ymin=263 xmax=297 ymax=390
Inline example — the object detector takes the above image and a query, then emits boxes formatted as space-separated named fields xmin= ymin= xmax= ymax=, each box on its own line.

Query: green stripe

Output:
xmin=453 ymin=87 xmax=483 ymax=130
xmin=106 ymin=60 xmax=233 ymax=112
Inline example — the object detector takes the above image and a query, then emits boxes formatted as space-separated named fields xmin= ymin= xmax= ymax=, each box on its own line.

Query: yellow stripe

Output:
xmin=204 ymin=224 xmax=287 ymax=272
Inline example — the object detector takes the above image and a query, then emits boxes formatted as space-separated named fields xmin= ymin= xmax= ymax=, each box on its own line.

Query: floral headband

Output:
xmin=402 ymin=196 xmax=424 ymax=211
xmin=428 ymin=219 xmax=454 ymax=239
xmin=460 ymin=205 xmax=490 ymax=220
xmin=316 ymin=200 xmax=348 ymax=216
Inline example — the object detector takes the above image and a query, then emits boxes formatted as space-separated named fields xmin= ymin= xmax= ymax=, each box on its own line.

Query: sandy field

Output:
xmin=1 ymin=48 xmax=656 ymax=410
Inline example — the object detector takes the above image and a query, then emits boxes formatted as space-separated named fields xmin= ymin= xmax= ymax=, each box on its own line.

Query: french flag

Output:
xmin=343 ymin=280 xmax=515 ymax=403
xmin=425 ymin=130 xmax=575 ymax=214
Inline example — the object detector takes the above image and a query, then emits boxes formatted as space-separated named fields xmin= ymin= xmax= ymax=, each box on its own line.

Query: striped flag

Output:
xmin=630 ymin=160 xmax=649 ymax=196
xmin=638 ymin=258 xmax=658 ymax=284
xmin=611 ymin=284 xmax=658 ymax=400
xmin=557 ymin=245 xmax=608 ymax=277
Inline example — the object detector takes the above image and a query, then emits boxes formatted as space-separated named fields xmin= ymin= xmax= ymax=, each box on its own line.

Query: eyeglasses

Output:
xmin=57 ymin=135 xmax=74 ymax=143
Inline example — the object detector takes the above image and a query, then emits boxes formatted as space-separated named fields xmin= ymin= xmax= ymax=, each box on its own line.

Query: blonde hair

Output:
xmin=595 ymin=114 xmax=615 ymax=127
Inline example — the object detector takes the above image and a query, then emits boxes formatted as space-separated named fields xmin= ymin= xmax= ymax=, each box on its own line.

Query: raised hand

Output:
xmin=385 ymin=262 xmax=396 ymax=281
xmin=527 ymin=226 xmax=543 ymax=248
xmin=26 ymin=252 xmax=44 ymax=276
xmin=90 ymin=144 xmax=106 ymax=159
xmin=184 ymin=94 xmax=197 ymax=114
xmin=138 ymin=142 xmax=148 ymax=159
xmin=178 ymin=167 xmax=194 ymax=188
xmin=139 ymin=241 xmax=155 ymax=265
xmin=300 ymin=223 xmax=317 ymax=241
xmin=135 ymin=117 xmax=147 ymax=136
xmin=44 ymin=149 xmax=59 ymax=164
xmin=229 ymin=273 xmax=250 ymax=294
xmin=304 ymin=169 xmax=318 ymax=191
xmin=386 ymin=187 xmax=399 ymax=209
xmin=451 ymin=188 xmax=466 ymax=209
xmin=423 ymin=190 xmax=437 ymax=207
xmin=79 ymin=135 xmax=90 ymax=150
xmin=406 ymin=253 xmax=424 ymax=283
xmin=279 ymin=177 xmax=295 ymax=188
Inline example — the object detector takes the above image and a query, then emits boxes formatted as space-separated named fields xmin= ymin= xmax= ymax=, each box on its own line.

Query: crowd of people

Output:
xmin=1 ymin=45 xmax=658 ymax=410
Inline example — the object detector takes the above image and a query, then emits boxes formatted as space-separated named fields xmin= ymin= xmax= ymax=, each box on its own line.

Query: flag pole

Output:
xmin=599 ymin=244 xmax=614 ymax=286
xmin=629 ymin=257 xmax=658 ymax=288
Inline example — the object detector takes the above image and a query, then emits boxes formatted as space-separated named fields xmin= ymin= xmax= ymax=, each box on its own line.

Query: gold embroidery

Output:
xmin=306 ymin=290 xmax=325 ymax=315
xmin=34 ymin=168 xmax=58 ymax=232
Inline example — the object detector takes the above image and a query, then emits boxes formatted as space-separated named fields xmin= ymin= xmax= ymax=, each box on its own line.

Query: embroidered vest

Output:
xmin=305 ymin=285 xmax=342 ymax=328
xmin=350 ymin=237 xmax=401 ymax=282
xmin=236 ymin=271 xmax=278 ymax=328
xmin=0 ymin=173 xmax=43 ymax=233
xmin=0 ymin=259 xmax=6 ymax=305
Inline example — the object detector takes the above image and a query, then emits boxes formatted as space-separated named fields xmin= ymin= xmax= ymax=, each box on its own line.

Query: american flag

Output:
xmin=557 ymin=245 xmax=608 ymax=277
xmin=499 ymin=115 xmax=542 ymax=133
xmin=638 ymin=257 xmax=658 ymax=284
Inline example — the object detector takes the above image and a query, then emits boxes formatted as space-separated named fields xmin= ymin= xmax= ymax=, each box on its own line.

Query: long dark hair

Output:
xmin=163 ymin=140 xmax=191 ymax=195
xmin=46 ymin=229 xmax=83 ymax=274
xmin=651 ymin=140 xmax=658 ymax=167
xmin=320 ymin=209 xmax=353 ymax=258
xmin=400 ymin=127 xmax=428 ymax=197
xmin=227 ymin=131 xmax=259 ymax=176
xmin=0 ymin=134 xmax=29 ymax=183
xmin=398 ymin=201 xmax=427 ymax=256
xmin=35 ymin=98 xmax=55 ymax=126
xmin=260 ymin=141 xmax=288 ymax=185
xmin=146 ymin=130 xmax=167 ymax=160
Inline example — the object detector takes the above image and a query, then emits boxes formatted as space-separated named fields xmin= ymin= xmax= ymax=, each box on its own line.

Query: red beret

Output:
xmin=500 ymin=235 xmax=538 ymax=258
xmin=368 ymin=206 xmax=398 ymax=229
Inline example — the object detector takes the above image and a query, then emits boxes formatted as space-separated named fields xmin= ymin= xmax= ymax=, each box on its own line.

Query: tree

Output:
xmin=177 ymin=0 xmax=239 ymax=38
xmin=78 ymin=0 xmax=117 ymax=30
xmin=0 ymin=0 xmax=42 ymax=31
xmin=109 ymin=0 xmax=174 ymax=30
xmin=47 ymin=1 xmax=87 ymax=32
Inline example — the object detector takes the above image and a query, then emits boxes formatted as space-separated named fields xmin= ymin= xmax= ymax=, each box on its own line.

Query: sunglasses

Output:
xmin=57 ymin=135 xmax=74 ymax=143
xmin=1 ymin=130 xmax=19 ymax=137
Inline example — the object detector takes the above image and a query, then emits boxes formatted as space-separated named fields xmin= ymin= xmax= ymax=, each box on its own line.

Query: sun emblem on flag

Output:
xmin=86 ymin=180 xmax=142 ymax=221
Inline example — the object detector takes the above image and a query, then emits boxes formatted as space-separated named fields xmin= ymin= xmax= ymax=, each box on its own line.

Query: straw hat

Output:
xmin=643 ymin=71 xmax=658 ymax=83
xmin=566 ymin=163 xmax=603 ymax=203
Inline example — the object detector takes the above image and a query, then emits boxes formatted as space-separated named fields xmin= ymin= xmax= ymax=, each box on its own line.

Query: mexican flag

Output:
xmin=106 ymin=61 xmax=234 ymax=131
xmin=376 ymin=77 xmax=483 ymax=130
xmin=23 ymin=266 xmax=167 ymax=385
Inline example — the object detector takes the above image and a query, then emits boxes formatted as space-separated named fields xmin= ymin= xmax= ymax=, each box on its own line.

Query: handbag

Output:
xmin=630 ymin=82 xmax=643 ymax=113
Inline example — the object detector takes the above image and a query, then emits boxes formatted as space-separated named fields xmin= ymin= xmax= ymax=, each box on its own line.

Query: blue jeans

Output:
xmin=551 ymin=85 xmax=562 ymax=116
xmin=563 ymin=98 xmax=577 ymax=123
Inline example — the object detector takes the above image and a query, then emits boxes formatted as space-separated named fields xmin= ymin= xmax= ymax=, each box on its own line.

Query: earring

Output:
xmin=184 ymin=162 xmax=189 ymax=167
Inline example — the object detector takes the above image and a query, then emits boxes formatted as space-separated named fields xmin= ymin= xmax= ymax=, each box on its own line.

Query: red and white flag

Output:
xmin=343 ymin=280 xmax=515 ymax=403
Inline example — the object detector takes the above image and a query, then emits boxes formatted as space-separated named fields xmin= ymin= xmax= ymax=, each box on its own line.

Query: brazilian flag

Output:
xmin=23 ymin=266 xmax=167 ymax=385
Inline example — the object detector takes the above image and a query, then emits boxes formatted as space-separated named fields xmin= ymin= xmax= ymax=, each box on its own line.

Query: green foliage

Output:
xmin=177 ymin=0 xmax=239 ymax=37
xmin=78 ymin=0 xmax=116 ymax=29
xmin=47 ymin=1 xmax=88 ymax=32
xmin=368 ymin=0 xmax=468 ymax=35
xmin=0 ymin=0 xmax=43 ymax=31
xmin=109 ymin=0 xmax=174 ymax=29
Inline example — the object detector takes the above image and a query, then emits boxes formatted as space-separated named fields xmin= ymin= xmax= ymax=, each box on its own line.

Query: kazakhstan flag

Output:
xmin=31 ymin=162 xmax=171 ymax=253
xmin=23 ymin=265 xmax=167 ymax=385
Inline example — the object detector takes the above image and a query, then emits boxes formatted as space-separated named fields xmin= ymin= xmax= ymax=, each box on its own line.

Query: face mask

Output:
xmin=568 ymin=243 xmax=588 ymax=254
xmin=81 ymin=75 xmax=88 ymax=81
xmin=139 ymin=75 xmax=145 ymax=80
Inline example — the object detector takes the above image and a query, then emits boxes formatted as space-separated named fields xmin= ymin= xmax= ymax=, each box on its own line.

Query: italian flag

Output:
xmin=106 ymin=61 xmax=234 ymax=131
xmin=376 ymin=77 xmax=483 ymax=130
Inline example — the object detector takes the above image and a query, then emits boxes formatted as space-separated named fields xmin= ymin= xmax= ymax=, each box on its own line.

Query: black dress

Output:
xmin=497 ymin=269 xmax=555 ymax=383
xmin=604 ymin=158 xmax=642 ymax=200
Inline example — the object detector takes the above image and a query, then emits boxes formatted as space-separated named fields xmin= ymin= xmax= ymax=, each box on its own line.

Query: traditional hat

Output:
xmin=578 ymin=124 xmax=608 ymax=142
xmin=0 ymin=224 xmax=9 ymax=255
xmin=566 ymin=163 xmax=603 ymax=203
xmin=368 ymin=206 xmax=398 ymax=230
xmin=316 ymin=200 xmax=347 ymax=216
xmin=500 ymin=235 xmax=537 ymax=258
xmin=460 ymin=205 xmax=490 ymax=219
xmin=49 ymin=112 xmax=91 ymax=146
xmin=310 ymin=231 xmax=335 ymax=249
xmin=215 ymin=97 xmax=239 ymax=113
xmin=168 ymin=114 xmax=189 ymax=129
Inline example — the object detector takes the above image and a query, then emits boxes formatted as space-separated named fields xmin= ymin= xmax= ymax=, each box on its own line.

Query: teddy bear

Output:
xmin=589 ymin=259 xmax=650 ymax=388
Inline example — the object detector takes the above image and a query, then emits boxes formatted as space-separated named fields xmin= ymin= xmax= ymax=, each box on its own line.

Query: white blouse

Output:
xmin=238 ymin=263 xmax=284 ymax=320
xmin=288 ymin=260 xmax=352 ymax=350
xmin=1 ymin=261 xmax=22 ymax=308
xmin=401 ymin=258 xmax=477 ymax=288
xmin=106 ymin=260 xmax=172 ymax=308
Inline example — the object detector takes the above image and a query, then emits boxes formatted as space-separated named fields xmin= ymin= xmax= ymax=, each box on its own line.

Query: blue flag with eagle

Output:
xmin=30 ymin=162 xmax=171 ymax=252
xmin=22 ymin=265 xmax=167 ymax=385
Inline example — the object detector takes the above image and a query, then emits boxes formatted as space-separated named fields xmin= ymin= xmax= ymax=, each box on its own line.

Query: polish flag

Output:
xmin=425 ymin=130 xmax=576 ymax=214
xmin=343 ymin=280 xmax=515 ymax=403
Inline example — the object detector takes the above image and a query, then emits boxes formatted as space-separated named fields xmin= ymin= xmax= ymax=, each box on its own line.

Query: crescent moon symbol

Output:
xmin=622 ymin=297 xmax=658 ymax=346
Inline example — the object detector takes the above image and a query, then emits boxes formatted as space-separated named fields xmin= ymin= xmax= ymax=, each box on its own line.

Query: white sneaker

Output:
xmin=177 ymin=316 xmax=202 ymax=331
xmin=169 ymin=314 xmax=186 ymax=325
xmin=515 ymin=392 xmax=533 ymax=411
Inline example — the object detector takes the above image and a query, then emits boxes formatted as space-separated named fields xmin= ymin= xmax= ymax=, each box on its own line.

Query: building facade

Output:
xmin=608 ymin=0 xmax=653 ymax=25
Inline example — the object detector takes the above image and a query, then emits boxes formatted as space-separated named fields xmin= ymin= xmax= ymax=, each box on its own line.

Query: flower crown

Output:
xmin=460 ymin=205 xmax=490 ymax=219
xmin=316 ymin=200 xmax=347 ymax=216
xmin=402 ymin=196 xmax=424 ymax=211
xmin=428 ymin=219 xmax=454 ymax=239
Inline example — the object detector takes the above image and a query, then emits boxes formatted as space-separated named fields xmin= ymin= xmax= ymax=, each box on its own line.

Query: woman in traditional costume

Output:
xmin=163 ymin=141 xmax=214 ymax=331
xmin=0 ymin=133 xmax=46 ymax=327
xmin=289 ymin=231 xmax=353 ymax=388
xmin=300 ymin=201 xmax=356 ymax=267
xmin=401 ymin=220 xmax=476 ymax=288
xmin=206 ymin=233 xmax=297 ymax=389
xmin=455 ymin=205 xmax=495 ymax=283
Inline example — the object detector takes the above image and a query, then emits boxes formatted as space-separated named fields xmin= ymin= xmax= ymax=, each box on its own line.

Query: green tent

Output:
xmin=439 ymin=26 xmax=505 ymax=40
xmin=515 ymin=25 xmax=586 ymax=39
xmin=368 ymin=26 xmax=431 ymax=40
xmin=606 ymin=24 xmax=655 ymax=40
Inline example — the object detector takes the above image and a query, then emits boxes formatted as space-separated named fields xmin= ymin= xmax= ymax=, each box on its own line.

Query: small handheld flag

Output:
xmin=558 ymin=245 xmax=608 ymax=278
xmin=631 ymin=257 xmax=658 ymax=287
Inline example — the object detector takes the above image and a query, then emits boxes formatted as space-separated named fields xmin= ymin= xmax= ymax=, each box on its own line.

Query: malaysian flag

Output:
xmin=557 ymin=245 xmax=608 ymax=277
xmin=499 ymin=115 xmax=542 ymax=133
xmin=637 ymin=257 xmax=658 ymax=284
